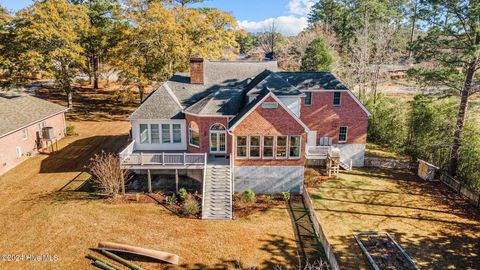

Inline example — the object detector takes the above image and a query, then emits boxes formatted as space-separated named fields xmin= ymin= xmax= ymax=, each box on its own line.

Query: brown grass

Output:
xmin=0 ymin=88 xmax=299 ymax=269
xmin=365 ymin=143 xmax=410 ymax=160
xmin=307 ymin=168 xmax=480 ymax=270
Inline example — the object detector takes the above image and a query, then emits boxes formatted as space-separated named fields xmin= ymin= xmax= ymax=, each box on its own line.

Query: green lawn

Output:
xmin=307 ymin=168 xmax=480 ymax=270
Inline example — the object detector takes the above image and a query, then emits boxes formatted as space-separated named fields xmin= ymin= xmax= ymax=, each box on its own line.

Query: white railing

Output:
xmin=229 ymin=152 xmax=234 ymax=218
xmin=305 ymin=145 xmax=331 ymax=158
xmin=119 ymin=140 xmax=135 ymax=163
xmin=201 ymin=152 xmax=208 ymax=215
xmin=120 ymin=150 xmax=206 ymax=166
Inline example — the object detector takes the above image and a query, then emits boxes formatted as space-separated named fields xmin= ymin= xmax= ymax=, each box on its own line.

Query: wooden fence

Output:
xmin=440 ymin=172 xmax=480 ymax=208
xmin=302 ymin=185 xmax=341 ymax=270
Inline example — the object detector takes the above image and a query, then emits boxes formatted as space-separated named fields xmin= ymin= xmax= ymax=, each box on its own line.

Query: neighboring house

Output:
xmin=119 ymin=58 xmax=370 ymax=219
xmin=0 ymin=94 xmax=68 ymax=176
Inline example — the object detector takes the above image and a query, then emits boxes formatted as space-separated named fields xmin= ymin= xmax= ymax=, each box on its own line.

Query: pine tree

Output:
xmin=300 ymin=37 xmax=333 ymax=72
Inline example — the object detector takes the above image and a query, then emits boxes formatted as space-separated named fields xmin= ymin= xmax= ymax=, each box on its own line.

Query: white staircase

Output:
xmin=202 ymin=159 xmax=233 ymax=220
xmin=339 ymin=159 xmax=353 ymax=171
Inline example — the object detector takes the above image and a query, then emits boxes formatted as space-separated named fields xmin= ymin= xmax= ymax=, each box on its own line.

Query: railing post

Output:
xmin=140 ymin=152 xmax=144 ymax=165
xmin=184 ymin=152 xmax=186 ymax=165
xmin=162 ymin=152 xmax=165 ymax=165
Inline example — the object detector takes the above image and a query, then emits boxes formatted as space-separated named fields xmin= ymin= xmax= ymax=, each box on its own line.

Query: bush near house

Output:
xmin=241 ymin=189 xmax=256 ymax=203
xmin=88 ymin=152 xmax=123 ymax=197
xmin=182 ymin=193 xmax=200 ymax=215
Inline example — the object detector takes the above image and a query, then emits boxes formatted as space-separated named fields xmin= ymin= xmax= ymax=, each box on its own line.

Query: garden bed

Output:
xmin=233 ymin=194 xmax=301 ymax=218
xmin=354 ymin=232 xmax=419 ymax=270
xmin=107 ymin=192 xmax=202 ymax=219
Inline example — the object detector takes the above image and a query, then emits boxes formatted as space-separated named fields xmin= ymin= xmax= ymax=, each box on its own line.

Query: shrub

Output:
xmin=114 ymin=86 xmax=136 ymax=104
xmin=182 ymin=194 xmax=200 ymax=215
xmin=178 ymin=187 xmax=188 ymax=200
xmin=264 ymin=195 xmax=274 ymax=203
xmin=66 ymin=124 xmax=77 ymax=136
xmin=88 ymin=151 xmax=123 ymax=197
xmin=281 ymin=192 xmax=291 ymax=202
xmin=241 ymin=189 xmax=256 ymax=203
xmin=166 ymin=194 xmax=177 ymax=205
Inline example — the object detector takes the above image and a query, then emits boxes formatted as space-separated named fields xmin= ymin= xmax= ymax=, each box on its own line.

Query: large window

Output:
xmin=304 ymin=92 xmax=312 ymax=106
xmin=276 ymin=136 xmax=288 ymax=158
xmin=172 ymin=124 xmax=182 ymax=143
xmin=333 ymin=92 xmax=341 ymax=106
xmin=338 ymin=126 xmax=348 ymax=143
xmin=189 ymin=121 xmax=199 ymax=147
xmin=289 ymin=136 xmax=301 ymax=158
xmin=140 ymin=124 xmax=149 ymax=144
xmin=237 ymin=136 xmax=247 ymax=158
xmin=263 ymin=136 xmax=274 ymax=158
xmin=161 ymin=124 xmax=171 ymax=143
xmin=150 ymin=124 xmax=160 ymax=143
xmin=249 ymin=136 xmax=260 ymax=158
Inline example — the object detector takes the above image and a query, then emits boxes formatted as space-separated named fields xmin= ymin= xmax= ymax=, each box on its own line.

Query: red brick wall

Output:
xmin=300 ymin=91 xmax=368 ymax=144
xmin=185 ymin=114 xmax=232 ymax=154
xmin=0 ymin=112 xmax=66 ymax=175
xmin=232 ymin=96 xmax=307 ymax=166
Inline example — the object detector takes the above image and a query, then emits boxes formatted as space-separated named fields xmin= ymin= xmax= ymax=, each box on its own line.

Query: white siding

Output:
xmin=131 ymin=119 xmax=187 ymax=151
xmin=278 ymin=97 xmax=301 ymax=117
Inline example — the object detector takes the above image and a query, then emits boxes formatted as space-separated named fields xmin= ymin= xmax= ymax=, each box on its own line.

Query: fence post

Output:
xmin=184 ymin=152 xmax=186 ymax=165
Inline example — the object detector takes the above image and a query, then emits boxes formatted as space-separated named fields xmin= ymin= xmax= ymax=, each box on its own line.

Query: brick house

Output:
xmin=0 ymin=94 xmax=68 ymax=176
xmin=119 ymin=58 xmax=370 ymax=219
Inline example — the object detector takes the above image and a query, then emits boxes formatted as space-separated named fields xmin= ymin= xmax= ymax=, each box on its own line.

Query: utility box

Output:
xmin=42 ymin=127 xmax=55 ymax=140
xmin=418 ymin=159 xmax=439 ymax=181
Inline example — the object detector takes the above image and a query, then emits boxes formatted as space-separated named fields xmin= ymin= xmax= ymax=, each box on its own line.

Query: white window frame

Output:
xmin=275 ymin=136 xmax=288 ymax=159
xmin=262 ymin=136 xmax=274 ymax=159
xmin=22 ymin=128 xmax=28 ymax=140
xmin=289 ymin=135 xmax=302 ymax=159
xmin=188 ymin=124 xmax=200 ymax=148
xmin=150 ymin=124 xmax=160 ymax=144
xmin=236 ymin=136 xmax=248 ymax=159
xmin=338 ymin=126 xmax=348 ymax=143
xmin=172 ymin=124 xmax=182 ymax=144
xmin=333 ymin=92 xmax=342 ymax=106
xmin=304 ymin=92 xmax=312 ymax=106
xmin=249 ymin=136 xmax=261 ymax=159
xmin=139 ymin=124 xmax=149 ymax=144
xmin=262 ymin=102 xmax=278 ymax=109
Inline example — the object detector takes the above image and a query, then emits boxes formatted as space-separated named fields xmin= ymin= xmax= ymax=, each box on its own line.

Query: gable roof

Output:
xmin=184 ymin=87 xmax=245 ymax=116
xmin=129 ymin=85 xmax=184 ymax=120
xmin=0 ymin=94 xmax=68 ymax=138
xmin=228 ymin=89 xmax=309 ymax=132
xmin=246 ymin=71 xmax=302 ymax=97
xmin=276 ymin=72 xmax=348 ymax=90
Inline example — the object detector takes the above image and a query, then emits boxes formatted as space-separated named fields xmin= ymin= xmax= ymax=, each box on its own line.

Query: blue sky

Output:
xmin=0 ymin=0 xmax=314 ymax=35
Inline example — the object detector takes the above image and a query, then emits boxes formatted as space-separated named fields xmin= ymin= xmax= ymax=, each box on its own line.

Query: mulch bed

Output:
xmin=355 ymin=232 xmax=419 ymax=270
xmin=106 ymin=193 xmax=202 ymax=219
xmin=233 ymin=195 xmax=301 ymax=218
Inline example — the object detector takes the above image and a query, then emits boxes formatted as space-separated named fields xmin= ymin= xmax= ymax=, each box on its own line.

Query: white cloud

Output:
xmin=238 ymin=15 xmax=308 ymax=36
xmin=287 ymin=0 xmax=315 ymax=16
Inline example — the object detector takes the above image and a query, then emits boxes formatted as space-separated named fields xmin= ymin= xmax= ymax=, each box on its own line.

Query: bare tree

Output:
xmin=88 ymin=151 xmax=125 ymax=197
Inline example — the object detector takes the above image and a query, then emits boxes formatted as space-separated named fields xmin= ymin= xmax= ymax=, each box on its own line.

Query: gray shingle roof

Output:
xmin=128 ymin=85 xmax=184 ymax=120
xmin=276 ymin=72 xmax=348 ymax=90
xmin=0 ymin=94 xmax=68 ymax=137
xmin=246 ymin=71 xmax=302 ymax=96
xmin=228 ymin=88 xmax=271 ymax=128
xmin=184 ymin=87 xmax=245 ymax=116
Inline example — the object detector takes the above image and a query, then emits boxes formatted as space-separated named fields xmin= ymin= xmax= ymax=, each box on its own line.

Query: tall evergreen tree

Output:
xmin=300 ymin=37 xmax=333 ymax=72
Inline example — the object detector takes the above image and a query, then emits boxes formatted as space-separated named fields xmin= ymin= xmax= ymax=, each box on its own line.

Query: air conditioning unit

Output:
xmin=42 ymin=127 xmax=55 ymax=140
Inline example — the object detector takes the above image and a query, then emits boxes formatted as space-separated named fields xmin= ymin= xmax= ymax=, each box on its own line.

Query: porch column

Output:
xmin=147 ymin=169 xmax=152 ymax=193
xmin=175 ymin=169 xmax=179 ymax=193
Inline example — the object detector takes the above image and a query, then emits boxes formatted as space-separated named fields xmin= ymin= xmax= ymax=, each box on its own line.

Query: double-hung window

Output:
xmin=263 ymin=136 xmax=274 ymax=158
xmin=237 ymin=136 xmax=247 ymax=158
xmin=161 ymin=124 xmax=171 ymax=144
xmin=304 ymin=92 xmax=312 ymax=106
xmin=338 ymin=126 xmax=348 ymax=143
xmin=249 ymin=136 xmax=261 ymax=158
xmin=150 ymin=124 xmax=160 ymax=143
xmin=333 ymin=92 xmax=341 ymax=106
xmin=289 ymin=136 xmax=301 ymax=158
xmin=22 ymin=129 xmax=28 ymax=140
xmin=172 ymin=124 xmax=182 ymax=144
xmin=140 ymin=124 xmax=149 ymax=144
xmin=189 ymin=122 xmax=199 ymax=147
xmin=276 ymin=136 xmax=288 ymax=158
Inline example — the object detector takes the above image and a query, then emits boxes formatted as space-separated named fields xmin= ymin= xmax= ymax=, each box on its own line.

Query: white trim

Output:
xmin=300 ymin=89 xmax=371 ymax=116
xmin=288 ymin=135 xmax=302 ymax=159
xmin=275 ymin=135 xmax=288 ymax=159
xmin=261 ymin=135 xmax=274 ymax=159
xmin=0 ymin=109 xmax=68 ymax=139
xmin=248 ymin=135 xmax=261 ymax=159
xmin=209 ymin=123 xmax=227 ymax=154
xmin=184 ymin=111 xmax=236 ymax=118
xmin=235 ymin=135 xmax=248 ymax=159
xmin=229 ymin=92 xmax=310 ymax=132
xmin=338 ymin=126 xmax=348 ymax=143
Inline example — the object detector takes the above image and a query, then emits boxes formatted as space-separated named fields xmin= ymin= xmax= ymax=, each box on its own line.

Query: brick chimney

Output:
xmin=190 ymin=57 xmax=204 ymax=84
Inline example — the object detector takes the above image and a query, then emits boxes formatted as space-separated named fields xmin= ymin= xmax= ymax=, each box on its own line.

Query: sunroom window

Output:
xmin=289 ymin=136 xmax=301 ymax=158
xmin=162 ymin=124 xmax=171 ymax=143
xmin=150 ymin=124 xmax=160 ymax=143
xmin=276 ymin=136 xmax=287 ymax=158
xmin=237 ymin=136 xmax=247 ymax=158
xmin=263 ymin=136 xmax=274 ymax=158
xmin=249 ymin=136 xmax=260 ymax=158
xmin=140 ymin=124 xmax=149 ymax=144
xmin=172 ymin=124 xmax=182 ymax=143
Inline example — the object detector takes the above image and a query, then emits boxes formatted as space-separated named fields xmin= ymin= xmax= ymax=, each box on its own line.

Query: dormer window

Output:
xmin=262 ymin=102 xmax=278 ymax=109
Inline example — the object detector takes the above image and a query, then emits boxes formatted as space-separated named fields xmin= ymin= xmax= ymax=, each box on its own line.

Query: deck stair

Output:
xmin=339 ymin=159 xmax=352 ymax=171
xmin=202 ymin=157 xmax=232 ymax=220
